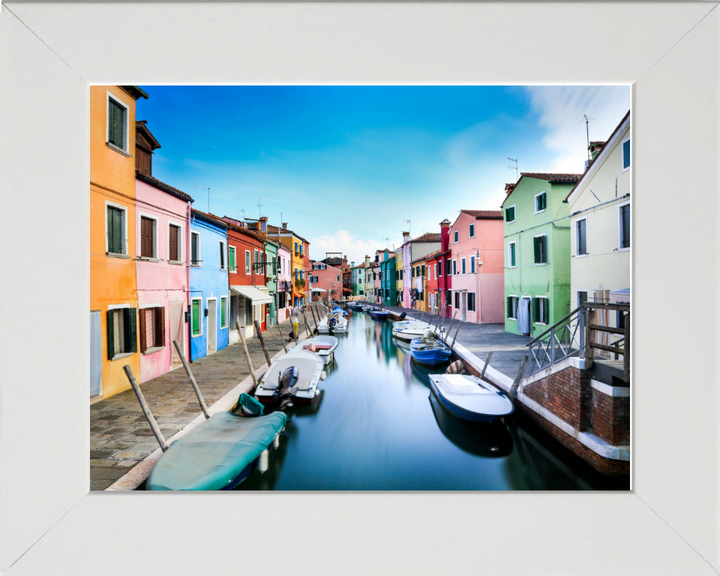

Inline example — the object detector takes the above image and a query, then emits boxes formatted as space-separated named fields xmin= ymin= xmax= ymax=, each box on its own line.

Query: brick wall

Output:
xmin=591 ymin=390 xmax=630 ymax=446
xmin=522 ymin=366 xmax=592 ymax=431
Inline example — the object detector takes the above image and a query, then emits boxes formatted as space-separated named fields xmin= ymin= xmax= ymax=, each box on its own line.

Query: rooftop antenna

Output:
xmin=507 ymin=158 xmax=518 ymax=181
xmin=236 ymin=209 xmax=245 ymax=222
xmin=251 ymin=196 xmax=262 ymax=220
xmin=580 ymin=114 xmax=597 ymax=162
xmin=195 ymin=186 xmax=210 ymax=213
xmin=404 ymin=219 xmax=411 ymax=236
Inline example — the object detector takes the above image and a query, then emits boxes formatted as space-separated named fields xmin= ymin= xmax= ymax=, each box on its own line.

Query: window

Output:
xmin=508 ymin=242 xmax=517 ymax=268
xmin=191 ymin=231 xmax=200 ymax=266
xmin=434 ymin=263 xmax=438 ymax=278
xmin=278 ymin=291 xmax=286 ymax=309
xmin=470 ymin=256 xmax=475 ymax=274
xmin=337 ymin=275 xmax=341 ymax=282
xmin=507 ymin=296 xmax=518 ymax=320
xmin=461 ymin=258 xmax=466 ymax=275
xmin=622 ymin=137 xmax=631 ymax=171
xmin=506 ymin=205 xmax=516 ymax=223
xmin=422 ymin=265 xmax=426 ymax=277
xmin=454 ymin=230 xmax=459 ymax=243
xmin=619 ymin=203 xmax=630 ymax=249
xmin=139 ymin=306 xmax=165 ymax=353
xmin=468 ymin=292 xmax=476 ymax=312
xmin=446 ymin=290 xmax=452 ymax=309
xmin=576 ymin=218 xmax=588 ymax=256
xmin=107 ymin=307 xmax=137 ymax=360
xmin=445 ymin=259 xmax=451 ymax=275
xmin=535 ymin=192 xmax=547 ymax=213
xmin=534 ymin=235 xmax=547 ymax=264
xmin=106 ymin=203 xmax=127 ymax=255
xmin=411 ymin=267 xmax=415 ymax=278
xmin=533 ymin=297 xmax=549 ymax=325
xmin=219 ymin=240 xmax=226 ymax=270
xmin=191 ymin=299 xmax=202 ymax=337
xmin=454 ymin=292 xmax=460 ymax=309
xmin=228 ymin=246 xmax=236 ymax=272
xmin=452 ymin=260 xmax=457 ymax=275
xmin=577 ymin=290 xmax=588 ymax=308
xmin=220 ymin=297 xmax=228 ymax=328
xmin=469 ymin=223 xmax=475 ymax=238
xmin=140 ymin=216 xmax=157 ymax=258
xmin=107 ymin=93 xmax=129 ymax=153
xmin=169 ymin=224 xmax=181 ymax=262
xmin=438 ymin=261 xmax=443 ymax=277
xmin=245 ymin=251 xmax=251 ymax=274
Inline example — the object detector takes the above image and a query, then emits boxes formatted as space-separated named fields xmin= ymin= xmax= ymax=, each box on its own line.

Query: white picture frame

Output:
xmin=1 ymin=2 xmax=718 ymax=575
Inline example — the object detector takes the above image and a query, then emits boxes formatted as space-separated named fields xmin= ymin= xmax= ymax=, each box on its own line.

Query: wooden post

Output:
xmin=585 ymin=307 xmax=596 ymax=369
xmin=254 ymin=320 xmax=272 ymax=366
xmin=123 ymin=365 xmax=168 ymax=452
xmin=509 ymin=355 xmax=529 ymax=401
xmin=444 ymin=312 xmax=458 ymax=343
xmin=172 ymin=340 xmax=209 ymax=419
xmin=480 ymin=351 xmax=493 ymax=380
xmin=276 ymin=313 xmax=288 ymax=353
xmin=303 ymin=312 xmax=313 ymax=340
xmin=237 ymin=322 xmax=259 ymax=388
xmin=623 ymin=310 xmax=630 ymax=384
xmin=310 ymin=304 xmax=319 ymax=329
xmin=450 ymin=320 xmax=462 ymax=352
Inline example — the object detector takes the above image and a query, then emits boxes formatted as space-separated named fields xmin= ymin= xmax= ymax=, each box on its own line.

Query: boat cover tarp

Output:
xmin=148 ymin=411 xmax=287 ymax=490
xmin=236 ymin=392 xmax=264 ymax=416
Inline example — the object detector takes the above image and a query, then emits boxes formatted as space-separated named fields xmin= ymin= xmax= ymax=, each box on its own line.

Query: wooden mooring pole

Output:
xmin=303 ymin=312 xmax=313 ymax=339
xmin=276 ymin=313 xmax=288 ymax=353
xmin=172 ymin=340 xmax=209 ymax=419
xmin=254 ymin=320 xmax=272 ymax=366
xmin=123 ymin=365 xmax=168 ymax=452
xmin=450 ymin=320 xmax=462 ymax=352
xmin=237 ymin=322 xmax=259 ymax=388
xmin=509 ymin=355 xmax=529 ymax=401
xmin=480 ymin=351 xmax=493 ymax=380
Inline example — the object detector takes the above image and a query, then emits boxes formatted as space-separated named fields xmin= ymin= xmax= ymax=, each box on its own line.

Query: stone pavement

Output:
xmin=372 ymin=304 xmax=533 ymax=380
xmin=90 ymin=315 xmax=313 ymax=490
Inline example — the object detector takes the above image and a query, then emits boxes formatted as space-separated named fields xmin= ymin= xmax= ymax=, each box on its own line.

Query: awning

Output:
xmin=311 ymin=288 xmax=327 ymax=293
xmin=230 ymin=285 xmax=273 ymax=304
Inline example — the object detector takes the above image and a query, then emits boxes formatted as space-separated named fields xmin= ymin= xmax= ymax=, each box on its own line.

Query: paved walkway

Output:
xmin=90 ymin=315 xmax=314 ymax=490
xmin=371 ymin=304 xmax=533 ymax=380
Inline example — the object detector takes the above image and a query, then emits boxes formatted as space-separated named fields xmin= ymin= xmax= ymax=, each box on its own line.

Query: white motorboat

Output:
xmin=288 ymin=335 xmax=339 ymax=365
xmin=428 ymin=373 xmax=514 ymax=423
xmin=254 ymin=350 xmax=324 ymax=405
xmin=392 ymin=321 xmax=432 ymax=341
xmin=317 ymin=311 xmax=348 ymax=334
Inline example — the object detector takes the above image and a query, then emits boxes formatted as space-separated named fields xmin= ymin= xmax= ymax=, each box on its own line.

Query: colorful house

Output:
xmin=189 ymin=210 xmax=230 ymax=360
xmin=90 ymin=85 xmax=148 ymax=400
xmin=267 ymin=222 xmax=310 ymax=307
xmin=364 ymin=255 xmax=374 ymax=301
xmin=502 ymin=173 xmax=582 ymax=336
xmin=381 ymin=254 xmax=397 ymax=306
xmin=401 ymin=232 xmax=441 ymax=308
xmin=395 ymin=249 xmax=404 ymax=305
xmin=218 ymin=216 xmax=269 ymax=342
xmin=566 ymin=112 xmax=631 ymax=344
xmin=276 ymin=244 xmax=292 ymax=322
xmin=134 ymin=128 xmax=194 ymax=382
xmin=310 ymin=260 xmax=344 ymax=301
xmin=410 ymin=255 xmax=428 ymax=311
xmin=448 ymin=210 xmax=505 ymax=324
xmin=351 ymin=262 xmax=366 ymax=298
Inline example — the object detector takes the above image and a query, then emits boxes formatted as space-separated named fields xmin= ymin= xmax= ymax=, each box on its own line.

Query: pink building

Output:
xmin=277 ymin=245 xmax=292 ymax=322
xmin=401 ymin=232 xmax=441 ymax=308
xmin=310 ymin=261 xmax=344 ymax=302
xmin=448 ymin=210 xmax=505 ymax=324
xmin=135 ymin=172 xmax=193 ymax=382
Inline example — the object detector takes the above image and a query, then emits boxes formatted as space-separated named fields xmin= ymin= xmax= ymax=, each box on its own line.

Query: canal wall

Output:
xmin=452 ymin=342 xmax=630 ymax=477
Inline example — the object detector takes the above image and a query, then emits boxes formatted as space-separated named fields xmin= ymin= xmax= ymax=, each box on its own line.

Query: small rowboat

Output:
xmin=428 ymin=373 xmax=514 ymax=423
xmin=392 ymin=322 xmax=430 ymax=341
xmin=288 ymin=335 xmax=339 ymax=365
xmin=255 ymin=350 xmax=324 ymax=405
xmin=387 ymin=310 xmax=407 ymax=322
xmin=147 ymin=407 xmax=287 ymax=490
xmin=318 ymin=312 xmax=348 ymax=334
xmin=410 ymin=329 xmax=452 ymax=366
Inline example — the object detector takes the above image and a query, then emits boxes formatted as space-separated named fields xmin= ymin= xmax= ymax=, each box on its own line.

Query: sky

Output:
xmin=136 ymin=85 xmax=630 ymax=265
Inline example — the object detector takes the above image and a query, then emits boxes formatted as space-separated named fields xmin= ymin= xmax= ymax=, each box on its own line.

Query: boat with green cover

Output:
xmin=148 ymin=410 xmax=287 ymax=490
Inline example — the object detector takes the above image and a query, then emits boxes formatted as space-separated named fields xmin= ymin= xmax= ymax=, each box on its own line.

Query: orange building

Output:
xmin=90 ymin=86 xmax=149 ymax=400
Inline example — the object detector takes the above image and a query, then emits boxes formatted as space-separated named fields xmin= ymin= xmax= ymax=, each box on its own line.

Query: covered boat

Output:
xmin=428 ymin=373 xmax=514 ymax=423
xmin=369 ymin=309 xmax=389 ymax=321
xmin=410 ymin=329 xmax=452 ymax=366
xmin=288 ymin=335 xmax=339 ymax=365
xmin=255 ymin=350 xmax=324 ymax=404
xmin=386 ymin=310 xmax=407 ymax=322
xmin=317 ymin=311 xmax=348 ymax=334
xmin=147 ymin=408 xmax=287 ymax=490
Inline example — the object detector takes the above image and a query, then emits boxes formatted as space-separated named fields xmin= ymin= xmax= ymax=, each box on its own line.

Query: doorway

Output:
xmin=207 ymin=298 xmax=217 ymax=354
xmin=170 ymin=301 xmax=184 ymax=369
xmin=518 ymin=297 xmax=531 ymax=335
xmin=461 ymin=292 xmax=467 ymax=322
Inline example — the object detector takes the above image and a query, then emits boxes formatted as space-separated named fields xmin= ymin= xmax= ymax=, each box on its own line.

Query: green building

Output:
xmin=380 ymin=255 xmax=397 ymax=306
xmin=264 ymin=237 xmax=279 ymax=326
xmin=502 ymin=173 xmax=582 ymax=337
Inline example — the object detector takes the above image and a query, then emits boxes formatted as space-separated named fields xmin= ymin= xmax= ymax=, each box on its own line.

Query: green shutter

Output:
xmin=221 ymin=298 xmax=227 ymax=327
xmin=229 ymin=248 xmax=235 ymax=272
xmin=125 ymin=308 xmax=137 ymax=353
xmin=533 ymin=238 xmax=540 ymax=263
xmin=107 ymin=310 xmax=115 ymax=359
xmin=192 ymin=300 xmax=200 ymax=335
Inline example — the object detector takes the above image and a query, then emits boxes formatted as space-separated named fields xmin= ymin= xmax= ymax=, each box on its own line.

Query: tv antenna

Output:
xmin=195 ymin=186 xmax=210 ymax=213
xmin=251 ymin=196 xmax=262 ymax=220
xmin=507 ymin=158 xmax=518 ymax=181
xmin=580 ymin=115 xmax=597 ymax=161
xmin=404 ymin=219 xmax=411 ymax=236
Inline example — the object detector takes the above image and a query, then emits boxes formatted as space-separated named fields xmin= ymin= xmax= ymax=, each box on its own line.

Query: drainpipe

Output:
xmin=186 ymin=202 xmax=193 ymax=362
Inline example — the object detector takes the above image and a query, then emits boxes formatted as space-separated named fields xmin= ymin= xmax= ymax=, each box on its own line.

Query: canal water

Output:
xmin=237 ymin=311 xmax=629 ymax=491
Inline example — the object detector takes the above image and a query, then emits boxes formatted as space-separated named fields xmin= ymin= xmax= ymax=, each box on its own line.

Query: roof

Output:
xmin=411 ymin=254 xmax=431 ymax=265
xmin=191 ymin=209 xmax=229 ymax=229
xmin=460 ymin=209 xmax=503 ymax=220
xmin=216 ymin=215 xmax=268 ymax=243
xmin=423 ymin=249 xmax=450 ymax=261
xmin=135 ymin=121 xmax=161 ymax=151
xmin=565 ymin=111 xmax=631 ymax=204
xmin=136 ymin=173 xmax=193 ymax=202
xmin=501 ymin=172 xmax=584 ymax=208
xmin=410 ymin=232 xmax=441 ymax=243
xmin=265 ymin=223 xmax=311 ymax=245
xmin=120 ymin=86 xmax=149 ymax=100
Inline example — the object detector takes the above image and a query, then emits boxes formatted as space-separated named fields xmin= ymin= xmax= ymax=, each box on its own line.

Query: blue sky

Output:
xmin=137 ymin=85 xmax=629 ymax=264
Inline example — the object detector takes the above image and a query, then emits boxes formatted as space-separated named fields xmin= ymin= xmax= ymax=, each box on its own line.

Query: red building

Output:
xmin=426 ymin=219 xmax=453 ymax=317
xmin=217 ymin=216 xmax=270 ymax=341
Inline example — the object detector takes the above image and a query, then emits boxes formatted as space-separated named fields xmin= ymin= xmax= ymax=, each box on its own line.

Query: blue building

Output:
xmin=189 ymin=210 xmax=230 ymax=361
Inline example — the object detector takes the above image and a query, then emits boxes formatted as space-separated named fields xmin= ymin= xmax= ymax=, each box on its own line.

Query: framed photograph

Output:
xmin=0 ymin=2 xmax=718 ymax=574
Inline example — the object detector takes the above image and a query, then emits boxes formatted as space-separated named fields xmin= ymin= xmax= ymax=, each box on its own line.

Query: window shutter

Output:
xmin=107 ymin=310 xmax=115 ymax=359
xmin=169 ymin=226 xmax=179 ymax=261
xmin=155 ymin=307 xmax=165 ymax=348
xmin=544 ymin=299 xmax=549 ymax=323
xmin=533 ymin=238 xmax=540 ymax=263
xmin=139 ymin=309 xmax=148 ymax=353
xmin=125 ymin=308 xmax=137 ymax=353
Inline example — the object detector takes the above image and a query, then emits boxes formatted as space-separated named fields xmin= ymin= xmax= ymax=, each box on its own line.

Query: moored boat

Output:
xmin=386 ymin=310 xmax=407 ymax=322
xmin=409 ymin=329 xmax=452 ymax=366
xmin=369 ymin=309 xmax=389 ymax=321
xmin=428 ymin=373 xmax=514 ymax=423
xmin=392 ymin=321 xmax=430 ymax=341
xmin=255 ymin=350 xmax=324 ymax=405
xmin=288 ymin=335 xmax=339 ymax=365
xmin=317 ymin=311 xmax=348 ymax=334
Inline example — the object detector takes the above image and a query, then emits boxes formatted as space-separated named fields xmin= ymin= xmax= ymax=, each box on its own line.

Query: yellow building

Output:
xmin=90 ymin=86 xmax=148 ymax=401
xmin=267 ymin=223 xmax=310 ymax=307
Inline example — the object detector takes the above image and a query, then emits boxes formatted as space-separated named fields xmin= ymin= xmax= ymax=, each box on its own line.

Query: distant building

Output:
xmin=401 ymin=232 xmax=441 ymax=308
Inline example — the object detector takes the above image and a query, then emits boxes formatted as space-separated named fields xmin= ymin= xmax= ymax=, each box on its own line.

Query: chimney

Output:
xmin=282 ymin=222 xmax=288 ymax=230
xmin=402 ymin=231 xmax=410 ymax=243
xmin=589 ymin=141 xmax=606 ymax=162
xmin=259 ymin=216 xmax=268 ymax=232
xmin=504 ymin=183 xmax=516 ymax=196
xmin=440 ymin=219 xmax=451 ymax=253
xmin=364 ymin=255 xmax=370 ymax=268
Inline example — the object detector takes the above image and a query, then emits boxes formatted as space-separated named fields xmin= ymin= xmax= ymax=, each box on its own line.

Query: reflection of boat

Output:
xmin=410 ymin=358 xmax=435 ymax=386
xmin=255 ymin=351 xmax=324 ymax=405
xmin=289 ymin=389 xmax=325 ymax=417
xmin=318 ymin=312 xmax=348 ymax=334
xmin=428 ymin=393 xmax=513 ymax=458
xmin=147 ymin=408 xmax=287 ymax=490
xmin=428 ymin=373 xmax=514 ymax=422
xmin=288 ymin=335 xmax=339 ymax=365
xmin=410 ymin=329 xmax=452 ymax=366
xmin=393 ymin=337 xmax=412 ymax=351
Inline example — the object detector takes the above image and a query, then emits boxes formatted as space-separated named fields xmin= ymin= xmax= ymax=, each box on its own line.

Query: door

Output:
xmin=593 ymin=289 xmax=611 ymax=358
xmin=169 ymin=301 xmax=184 ymax=369
xmin=208 ymin=299 xmax=217 ymax=354
xmin=90 ymin=311 xmax=102 ymax=398
xmin=239 ymin=296 xmax=246 ymax=329
xmin=518 ymin=298 xmax=531 ymax=335
xmin=461 ymin=292 xmax=467 ymax=322
xmin=261 ymin=303 xmax=267 ymax=331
